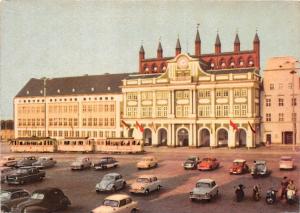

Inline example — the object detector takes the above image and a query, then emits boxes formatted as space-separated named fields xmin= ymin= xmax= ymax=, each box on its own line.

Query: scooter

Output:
xmin=235 ymin=184 xmax=245 ymax=202
xmin=265 ymin=188 xmax=277 ymax=204
xmin=252 ymin=185 xmax=261 ymax=201
xmin=286 ymin=188 xmax=297 ymax=205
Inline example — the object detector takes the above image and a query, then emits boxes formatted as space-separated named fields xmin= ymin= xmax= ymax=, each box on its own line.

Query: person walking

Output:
xmin=280 ymin=176 xmax=289 ymax=199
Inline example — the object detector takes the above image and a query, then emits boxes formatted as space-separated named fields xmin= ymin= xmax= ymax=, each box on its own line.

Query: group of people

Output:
xmin=280 ymin=176 xmax=296 ymax=200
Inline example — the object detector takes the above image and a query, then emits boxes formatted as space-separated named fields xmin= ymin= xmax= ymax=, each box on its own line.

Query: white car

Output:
xmin=91 ymin=194 xmax=139 ymax=213
xmin=70 ymin=157 xmax=92 ymax=170
xmin=0 ymin=156 xmax=17 ymax=167
xmin=136 ymin=156 xmax=158 ymax=169
xmin=129 ymin=175 xmax=161 ymax=195
xmin=189 ymin=179 xmax=219 ymax=201
xmin=279 ymin=156 xmax=295 ymax=170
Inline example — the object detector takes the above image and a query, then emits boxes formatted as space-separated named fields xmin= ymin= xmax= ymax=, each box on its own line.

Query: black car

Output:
xmin=6 ymin=167 xmax=45 ymax=185
xmin=16 ymin=157 xmax=37 ymax=168
xmin=1 ymin=188 xmax=30 ymax=213
xmin=93 ymin=157 xmax=119 ymax=170
xmin=13 ymin=188 xmax=71 ymax=213
xmin=183 ymin=156 xmax=200 ymax=169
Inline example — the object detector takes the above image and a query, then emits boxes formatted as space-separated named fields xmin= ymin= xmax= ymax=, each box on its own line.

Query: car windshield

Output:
xmin=100 ymin=159 xmax=108 ymax=163
xmin=38 ymin=158 xmax=47 ymax=161
xmin=0 ymin=191 xmax=11 ymax=200
xmin=137 ymin=178 xmax=150 ymax=183
xmin=103 ymin=175 xmax=115 ymax=181
xmin=202 ymin=158 xmax=212 ymax=162
xmin=75 ymin=158 xmax=84 ymax=162
xmin=281 ymin=158 xmax=292 ymax=161
xmin=103 ymin=199 xmax=119 ymax=207
xmin=233 ymin=162 xmax=243 ymax=166
xmin=196 ymin=182 xmax=211 ymax=188
xmin=256 ymin=164 xmax=266 ymax=170
xmin=187 ymin=157 xmax=196 ymax=161
xmin=31 ymin=193 xmax=45 ymax=200
xmin=142 ymin=158 xmax=152 ymax=161
xmin=15 ymin=168 xmax=28 ymax=174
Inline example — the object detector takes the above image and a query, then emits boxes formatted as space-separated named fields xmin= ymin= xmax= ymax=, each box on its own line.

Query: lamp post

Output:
xmin=42 ymin=77 xmax=49 ymax=138
xmin=290 ymin=69 xmax=297 ymax=151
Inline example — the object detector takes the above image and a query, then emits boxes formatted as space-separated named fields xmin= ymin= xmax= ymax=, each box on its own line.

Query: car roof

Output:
xmin=0 ymin=166 xmax=12 ymax=170
xmin=39 ymin=156 xmax=51 ymax=159
xmin=138 ymin=174 xmax=157 ymax=179
xmin=255 ymin=160 xmax=266 ymax=164
xmin=187 ymin=156 xmax=198 ymax=158
xmin=202 ymin=157 xmax=216 ymax=160
xmin=1 ymin=188 xmax=24 ymax=193
xmin=142 ymin=156 xmax=155 ymax=159
xmin=105 ymin=194 xmax=130 ymax=201
xmin=281 ymin=156 xmax=292 ymax=159
xmin=233 ymin=159 xmax=246 ymax=163
xmin=33 ymin=187 xmax=62 ymax=194
xmin=197 ymin=179 xmax=214 ymax=183
xmin=76 ymin=157 xmax=89 ymax=160
xmin=100 ymin=157 xmax=114 ymax=159
xmin=3 ymin=156 xmax=15 ymax=159
xmin=104 ymin=173 xmax=120 ymax=177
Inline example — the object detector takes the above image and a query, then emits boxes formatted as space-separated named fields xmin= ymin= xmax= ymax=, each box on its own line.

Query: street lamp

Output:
xmin=290 ymin=69 xmax=297 ymax=151
xmin=41 ymin=77 xmax=50 ymax=138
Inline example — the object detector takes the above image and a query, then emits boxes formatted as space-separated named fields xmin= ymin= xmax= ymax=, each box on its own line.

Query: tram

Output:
xmin=57 ymin=137 xmax=95 ymax=152
xmin=10 ymin=137 xmax=57 ymax=153
xmin=95 ymin=138 xmax=144 ymax=154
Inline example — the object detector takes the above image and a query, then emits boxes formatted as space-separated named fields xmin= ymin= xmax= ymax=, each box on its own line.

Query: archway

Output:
xmin=157 ymin=128 xmax=167 ymax=146
xmin=235 ymin=129 xmax=247 ymax=147
xmin=199 ymin=128 xmax=210 ymax=147
xmin=177 ymin=128 xmax=189 ymax=147
xmin=128 ymin=128 xmax=134 ymax=138
xmin=217 ymin=128 xmax=228 ymax=147
xmin=143 ymin=128 xmax=152 ymax=146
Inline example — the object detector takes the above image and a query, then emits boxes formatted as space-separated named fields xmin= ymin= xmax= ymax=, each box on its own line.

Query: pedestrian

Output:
xmin=280 ymin=176 xmax=289 ymax=199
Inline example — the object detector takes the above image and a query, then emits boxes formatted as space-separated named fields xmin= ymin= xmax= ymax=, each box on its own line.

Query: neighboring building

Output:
xmin=122 ymin=30 xmax=261 ymax=148
xmin=0 ymin=120 xmax=14 ymax=141
xmin=261 ymin=57 xmax=300 ymax=145
xmin=14 ymin=73 xmax=129 ymax=140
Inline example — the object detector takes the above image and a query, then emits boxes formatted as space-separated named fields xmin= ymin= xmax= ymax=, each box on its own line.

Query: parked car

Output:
xmin=96 ymin=173 xmax=126 ymax=193
xmin=129 ymin=175 xmax=161 ymax=195
xmin=13 ymin=187 xmax=71 ymax=213
xmin=6 ymin=167 xmax=45 ymax=185
xmin=251 ymin=160 xmax=271 ymax=178
xmin=229 ymin=159 xmax=250 ymax=175
xmin=1 ymin=166 xmax=15 ymax=183
xmin=93 ymin=157 xmax=119 ymax=170
xmin=70 ymin=157 xmax=92 ymax=170
xmin=16 ymin=156 xmax=37 ymax=168
xmin=189 ymin=179 xmax=219 ymax=201
xmin=198 ymin=158 xmax=220 ymax=171
xmin=91 ymin=194 xmax=139 ymax=213
xmin=136 ymin=156 xmax=158 ymax=169
xmin=0 ymin=156 xmax=18 ymax=167
xmin=32 ymin=157 xmax=56 ymax=169
xmin=183 ymin=156 xmax=200 ymax=169
xmin=1 ymin=188 xmax=30 ymax=213
xmin=279 ymin=156 xmax=295 ymax=170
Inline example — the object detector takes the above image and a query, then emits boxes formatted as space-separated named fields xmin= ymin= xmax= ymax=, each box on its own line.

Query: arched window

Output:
xmin=209 ymin=59 xmax=215 ymax=69
xmin=228 ymin=58 xmax=235 ymax=68
xmin=248 ymin=57 xmax=254 ymax=66
xmin=238 ymin=57 xmax=244 ymax=67
xmin=219 ymin=58 xmax=226 ymax=68
xmin=152 ymin=64 xmax=157 ymax=72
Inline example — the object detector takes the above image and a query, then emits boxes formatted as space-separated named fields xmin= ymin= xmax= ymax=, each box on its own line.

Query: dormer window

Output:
xmin=26 ymin=90 xmax=30 ymax=95
xmin=72 ymin=88 xmax=75 ymax=92
xmin=153 ymin=67 xmax=157 ymax=71
xmin=91 ymin=87 xmax=94 ymax=92
xmin=240 ymin=61 xmax=244 ymax=66
xmin=221 ymin=62 xmax=226 ymax=67
xmin=40 ymin=90 xmax=43 ymax=94
xmin=211 ymin=63 xmax=215 ymax=68
xmin=57 ymin=89 xmax=60 ymax=93
xmin=107 ymin=86 xmax=111 ymax=91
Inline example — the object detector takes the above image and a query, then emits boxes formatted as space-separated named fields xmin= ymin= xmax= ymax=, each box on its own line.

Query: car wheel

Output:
xmin=145 ymin=189 xmax=150 ymax=195
xmin=39 ymin=176 xmax=43 ymax=181
xmin=131 ymin=209 xmax=139 ymax=213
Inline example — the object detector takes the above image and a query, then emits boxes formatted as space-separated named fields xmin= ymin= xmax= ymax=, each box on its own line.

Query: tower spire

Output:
xmin=195 ymin=23 xmax=201 ymax=56
xmin=157 ymin=38 xmax=163 ymax=59
xmin=234 ymin=32 xmax=240 ymax=52
xmin=176 ymin=35 xmax=181 ymax=56
xmin=215 ymin=30 xmax=221 ymax=54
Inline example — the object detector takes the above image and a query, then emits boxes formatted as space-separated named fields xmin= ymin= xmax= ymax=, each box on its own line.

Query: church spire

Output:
xmin=215 ymin=31 xmax=221 ymax=54
xmin=176 ymin=36 xmax=181 ymax=56
xmin=157 ymin=39 xmax=163 ymax=59
xmin=195 ymin=24 xmax=201 ymax=56
xmin=234 ymin=33 xmax=240 ymax=52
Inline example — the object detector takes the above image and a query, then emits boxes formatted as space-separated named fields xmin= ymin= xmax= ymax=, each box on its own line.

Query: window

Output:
xmin=82 ymin=118 xmax=87 ymax=126
xmin=127 ymin=93 xmax=138 ymax=100
xmin=234 ymin=105 xmax=240 ymax=116
xmin=198 ymin=105 xmax=211 ymax=117
xmin=292 ymin=98 xmax=297 ymax=106
xmin=292 ymin=113 xmax=297 ymax=122
xmin=126 ymin=107 xmax=137 ymax=118
xmin=104 ymin=118 xmax=109 ymax=126
xmin=270 ymin=84 xmax=274 ymax=90
xmin=216 ymin=105 xmax=222 ymax=117
xmin=278 ymin=83 xmax=283 ymax=89
xmin=279 ymin=113 xmax=284 ymax=122
xmin=278 ymin=98 xmax=284 ymax=106
xmin=156 ymin=91 xmax=168 ymax=99
xmin=93 ymin=118 xmax=97 ymax=126
xmin=110 ymin=118 xmax=115 ymax=126
xmin=241 ymin=105 xmax=247 ymax=116
xmin=266 ymin=98 xmax=271 ymax=107
xmin=156 ymin=106 xmax=167 ymax=117
xmin=288 ymin=83 xmax=293 ymax=89
xmin=241 ymin=89 xmax=247 ymax=97
xmin=266 ymin=113 xmax=271 ymax=122
xmin=141 ymin=107 xmax=152 ymax=118
xmin=141 ymin=91 xmax=153 ymax=100
xmin=198 ymin=90 xmax=211 ymax=98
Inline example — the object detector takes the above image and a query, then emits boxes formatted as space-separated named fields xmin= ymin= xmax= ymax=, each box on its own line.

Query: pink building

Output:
xmin=261 ymin=56 xmax=299 ymax=145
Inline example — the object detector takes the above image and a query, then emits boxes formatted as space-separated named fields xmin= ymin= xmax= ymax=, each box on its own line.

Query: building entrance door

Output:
xmin=266 ymin=134 xmax=272 ymax=145
xmin=177 ymin=128 xmax=189 ymax=147
xmin=283 ymin=131 xmax=293 ymax=144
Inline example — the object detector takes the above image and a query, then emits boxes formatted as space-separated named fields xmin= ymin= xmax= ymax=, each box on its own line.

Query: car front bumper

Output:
xmin=129 ymin=188 xmax=145 ymax=194
xmin=189 ymin=194 xmax=210 ymax=200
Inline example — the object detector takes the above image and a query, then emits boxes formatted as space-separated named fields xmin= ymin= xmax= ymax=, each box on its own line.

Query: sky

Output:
xmin=0 ymin=0 xmax=300 ymax=119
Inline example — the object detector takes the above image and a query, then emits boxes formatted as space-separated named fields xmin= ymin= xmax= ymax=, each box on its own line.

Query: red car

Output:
xmin=229 ymin=159 xmax=250 ymax=175
xmin=198 ymin=158 xmax=220 ymax=171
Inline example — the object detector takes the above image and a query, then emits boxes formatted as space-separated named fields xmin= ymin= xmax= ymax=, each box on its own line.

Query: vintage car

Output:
xmin=32 ymin=156 xmax=57 ymax=169
xmin=198 ymin=158 xmax=220 ymax=171
xmin=13 ymin=187 xmax=71 ymax=213
xmin=70 ymin=157 xmax=92 ymax=170
xmin=6 ymin=167 xmax=45 ymax=185
xmin=93 ymin=157 xmax=119 ymax=170
xmin=0 ymin=156 xmax=18 ymax=167
xmin=1 ymin=188 xmax=30 ymax=213
xmin=16 ymin=156 xmax=37 ymax=168
xmin=183 ymin=156 xmax=200 ymax=169
xmin=96 ymin=173 xmax=126 ymax=193
xmin=136 ymin=156 xmax=158 ymax=169
xmin=129 ymin=175 xmax=161 ymax=195
xmin=279 ymin=156 xmax=295 ymax=170
xmin=229 ymin=159 xmax=250 ymax=175
xmin=251 ymin=160 xmax=271 ymax=177
xmin=1 ymin=166 xmax=15 ymax=183
xmin=189 ymin=179 xmax=219 ymax=201
xmin=91 ymin=194 xmax=139 ymax=213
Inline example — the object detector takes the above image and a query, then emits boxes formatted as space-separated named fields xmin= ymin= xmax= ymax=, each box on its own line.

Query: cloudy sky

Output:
xmin=1 ymin=0 xmax=300 ymax=119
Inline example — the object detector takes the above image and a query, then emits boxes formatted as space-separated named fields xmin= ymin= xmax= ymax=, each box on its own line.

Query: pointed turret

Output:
xmin=253 ymin=32 xmax=260 ymax=68
xmin=253 ymin=32 xmax=260 ymax=43
xmin=175 ymin=37 xmax=181 ymax=56
xmin=215 ymin=33 xmax=221 ymax=54
xmin=157 ymin=41 xmax=163 ymax=59
xmin=234 ymin=33 xmax=240 ymax=52
xmin=139 ymin=44 xmax=145 ymax=73
xmin=195 ymin=28 xmax=201 ymax=56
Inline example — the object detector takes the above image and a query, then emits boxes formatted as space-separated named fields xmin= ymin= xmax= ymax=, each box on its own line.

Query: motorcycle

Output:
xmin=252 ymin=185 xmax=261 ymax=201
xmin=265 ymin=188 xmax=277 ymax=204
xmin=286 ymin=188 xmax=297 ymax=205
xmin=235 ymin=184 xmax=245 ymax=202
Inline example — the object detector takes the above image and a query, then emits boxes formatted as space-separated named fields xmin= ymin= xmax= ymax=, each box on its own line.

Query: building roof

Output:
xmin=204 ymin=67 xmax=256 ymax=75
xmin=16 ymin=73 xmax=131 ymax=98
xmin=264 ymin=56 xmax=298 ymax=71
xmin=125 ymin=73 xmax=161 ymax=80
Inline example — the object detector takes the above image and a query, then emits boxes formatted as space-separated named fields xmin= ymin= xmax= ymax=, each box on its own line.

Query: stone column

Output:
xmin=211 ymin=89 xmax=215 ymax=117
xmin=229 ymin=89 xmax=233 ymax=117
xmin=137 ymin=92 xmax=141 ymax=118
xmin=189 ymin=124 xmax=193 ymax=147
xmin=246 ymin=128 xmax=254 ymax=148
xmin=167 ymin=124 xmax=172 ymax=146
xmin=172 ymin=124 xmax=175 ymax=147
xmin=210 ymin=123 xmax=216 ymax=148
xmin=228 ymin=127 xmax=236 ymax=148
xmin=247 ymin=88 xmax=252 ymax=117
xmin=152 ymin=91 xmax=156 ymax=118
